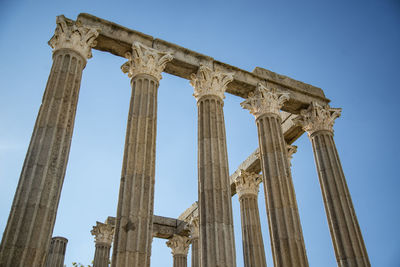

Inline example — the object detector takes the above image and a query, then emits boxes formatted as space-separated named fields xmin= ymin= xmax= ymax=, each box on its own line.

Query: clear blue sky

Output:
xmin=0 ymin=0 xmax=399 ymax=266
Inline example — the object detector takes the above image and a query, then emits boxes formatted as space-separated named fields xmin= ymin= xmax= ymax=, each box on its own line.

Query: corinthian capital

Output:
xmin=287 ymin=144 xmax=297 ymax=166
xmin=235 ymin=169 xmax=260 ymax=198
xmin=91 ymin=221 xmax=115 ymax=245
xmin=166 ymin=234 xmax=190 ymax=256
xmin=241 ymin=83 xmax=289 ymax=118
xmin=294 ymin=102 xmax=341 ymax=136
xmin=48 ymin=15 xmax=100 ymax=59
xmin=121 ymin=42 xmax=173 ymax=81
xmin=188 ymin=215 xmax=199 ymax=239
xmin=190 ymin=65 xmax=234 ymax=101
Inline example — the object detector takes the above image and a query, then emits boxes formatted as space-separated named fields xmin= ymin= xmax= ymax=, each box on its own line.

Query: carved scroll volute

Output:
xmin=48 ymin=15 xmax=100 ymax=59
xmin=91 ymin=222 xmax=115 ymax=245
xmin=241 ymin=82 xmax=289 ymax=118
xmin=294 ymin=102 xmax=342 ymax=136
xmin=190 ymin=64 xmax=234 ymax=102
xmin=166 ymin=234 xmax=191 ymax=256
xmin=121 ymin=42 xmax=173 ymax=81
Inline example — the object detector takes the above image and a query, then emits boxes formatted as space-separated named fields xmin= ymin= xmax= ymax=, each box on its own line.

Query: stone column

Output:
xmin=166 ymin=235 xmax=190 ymax=267
xmin=241 ymin=83 xmax=308 ymax=267
xmin=44 ymin=236 xmax=68 ymax=267
xmin=235 ymin=170 xmax=267 ymax=267
xmin=111 ymin=42 xmax=173 ymax=267
xmin=91 ymin=220 xmax=115 ymax=267
xmin=190 ymin=64 xmax=236 ymax=267
xmin=188 ymin=216 xmax=200 ymax=267
xmin=0 ymin=15 xmax=99 ymax=267
xmin=295 ymin=102 xmax=370 ymax=266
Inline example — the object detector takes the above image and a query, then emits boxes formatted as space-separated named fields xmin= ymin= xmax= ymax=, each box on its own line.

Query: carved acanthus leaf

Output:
xmin=294 ymin=102 xmax=341 ymax=135
xmin=48 ymin=15 xmax=100 ymax=59
xmin=91 ymin=222 xmax=115 ymax=245
xmin=166 ymin=234 xmax=190 ymax=256
xmin=121 ymin=42 xmax=173 ymax=81
xmin=240 ymin=83 xmax=289 ymax=118
xmin=287 ymin=144 xmax=297 ymax=166
xmin=235 ymin=169 xmax=260 ymax=198
xmin=190 ymin=65 xmax=234 ymax=101
xmin=188 ymin=215 xmax=199 ymax=239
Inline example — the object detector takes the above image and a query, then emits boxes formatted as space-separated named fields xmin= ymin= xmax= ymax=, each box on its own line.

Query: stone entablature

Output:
xmin=48 ymin=15 xmax=100 ymax=59
xmin=73 ymin=13 xmax=330 ymax=113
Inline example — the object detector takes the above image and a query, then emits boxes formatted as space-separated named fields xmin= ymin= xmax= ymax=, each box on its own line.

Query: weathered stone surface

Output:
xmin=152 ymin=215 xmax=189 ymax=239
xmin=287 ymin=144 xmax=298 ymax=167
xmin=189 ymin=216 xmax=200 ymax=267
xmin=166 ymin=235 xmax=190 ymax=267
xmin=107 ymin=215 xmax=189 ymax=240
xmin=91 ymin=218 xmax=115 ymax=267
xmin=66 ymin=13 xmax=330 ymax=114
xmin=0 ymin=15 xmax=98 ymax=267
xmin=296 ymin=103 xmax=370 ymax=267
xmin=191 ymin=66 xmax=237 ymax=267
xmin=44 ymin=237 xmax=68 ymax=267
xmin=241 ymin=84 xmax=309 ymax=267
xmin=112 ymin=43 xmax=172 ymax=267
xmin=235 ymin=170 xmax=267 ymax=267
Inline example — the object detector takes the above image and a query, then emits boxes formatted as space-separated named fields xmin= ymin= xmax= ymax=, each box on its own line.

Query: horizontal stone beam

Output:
xmin=72 ymin=13 xmax=330 ymax=114
xmin=152 ymin=215 xmax=189 ymax=239
xmin=106 ymin=215 xmax=189 ymax=239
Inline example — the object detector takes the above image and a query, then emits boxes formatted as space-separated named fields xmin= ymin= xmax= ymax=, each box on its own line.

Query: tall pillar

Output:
xmin=111 ymin=42 xmax=173 ymax=267
xmin=44 ymin=236 xmax=68 ymax=267
xmin=188 ymin=216 xmax=200 ymax=267
xmin=166 ymin=235 xmax=190 ymax=267
xmin=295 ymin=102 xmax=370 ymax=266
xmin=190 ymin=64 xmax=236 ymax=267
xmin=241 ymin=83 xmax=309 ymax=267
xmin=235 ymin=170 xmax=267 ymax=267
xmin=0 ymin=15 xmax=99 ymax=267
xmin=91 ymin=220 xmax=115 ymax=267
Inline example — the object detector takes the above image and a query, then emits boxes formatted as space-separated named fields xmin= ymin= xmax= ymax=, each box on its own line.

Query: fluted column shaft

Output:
xmin=94 ymin=243 xmax=111 ymax=267
xmin=257 ymin=113 xmax=308 ymax=266
xmin=191 ymin=65 xmax=236 ymax=267
xmin=197 ymin=95 xmax=236 ymax=267
xmin=44 ymin=237 xmax=68 ymax=267
xmin=0 ymin=47 xmax=89 ymax=267
xmin=112 ymin=42 xmax=173 ymax=267
xmin=112 ymin=74 xmax=159 ymax=267
xmin=92 ymin=220 xmax=114 ymax=267
xmin=235 ymin=170 xmax=267 ymax=267
xmin=173 ymin=255 xmax=187 ymax=267
xmin=239 ymin=194 xmax=267 ymax=267
xmin=0 ymin=16 xmax=98 ymax=267
xmin=310 ymin=130 xmax=370 ymax=266
xmin=191 ymin=237 xmax=199 ymax=267
xmin=295 ymin=102 xmax=370 ymax=267
xmin=166 ymin=235 xmax=190 ymax=267
xmin=188 ymin=215 xmax=200 ymax=267
xmin=241 ymin=83 xmax=308 ymax=267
